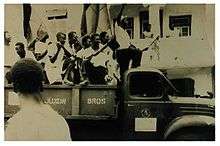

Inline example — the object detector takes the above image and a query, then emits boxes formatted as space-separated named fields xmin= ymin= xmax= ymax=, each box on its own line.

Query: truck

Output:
xmin=4 ymin=68 xmax=215 ymax=141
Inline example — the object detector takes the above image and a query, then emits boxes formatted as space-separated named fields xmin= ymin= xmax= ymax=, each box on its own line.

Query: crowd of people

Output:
xmin=5 ymin=30 xmax=125 ymax=86
xmin=5 ymin=25 xmax=151 ymax=86
xmin=5 ymin=5 xmax=153 ymax=86
xmin=4 ymin=5 xmax=158 ymax=140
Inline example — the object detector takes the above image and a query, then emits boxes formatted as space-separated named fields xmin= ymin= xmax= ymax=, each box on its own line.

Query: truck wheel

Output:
xmin=166 ymin=127 xmax=212 ymax=141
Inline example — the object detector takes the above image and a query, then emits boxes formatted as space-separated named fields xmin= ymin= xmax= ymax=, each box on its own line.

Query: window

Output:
xmin=123 ymin=17 xmax=134 ymax=39
xmin=46 ymin=9 xmax=68 ymax=20
xmin=45 ymin=9 xmax=68 ymax=38
xmin=170 ymin=78 xmax=195 ymax=97
xmin=169 ymin=15 xmax=192 ymax=37
xmin=129 ymin=72 xmax=163 ymax=97
xmin=139 ymin=11 xmax=150 ymax=39
xmin=180 ymin=26 xmax=190 ymax=37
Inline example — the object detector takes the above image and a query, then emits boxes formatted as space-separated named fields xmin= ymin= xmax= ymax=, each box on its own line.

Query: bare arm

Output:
xmin=116 ymin=4 xmax=125 ymax=25
xmin=49 ymin=44 xmax=61 ymax=63
xmin=34 ymin=50 xmax=48 ymax=61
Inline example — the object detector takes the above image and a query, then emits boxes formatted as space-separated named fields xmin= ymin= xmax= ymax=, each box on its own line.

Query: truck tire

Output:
xmin=166 ymin=127 xmax=213 ymax=141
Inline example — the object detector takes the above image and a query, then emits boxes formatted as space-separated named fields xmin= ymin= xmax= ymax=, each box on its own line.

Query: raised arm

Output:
xmin=115 ymin=4 xmax=125 ymax=25
xmin=49 ymin=44 xmax=61 ymax=63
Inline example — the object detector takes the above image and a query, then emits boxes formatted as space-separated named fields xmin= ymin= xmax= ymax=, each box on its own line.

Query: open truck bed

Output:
xmin=5 ymin=85 xmax=121 ymax=140
xmin=5 ymin=85 xmax=118 ymax=120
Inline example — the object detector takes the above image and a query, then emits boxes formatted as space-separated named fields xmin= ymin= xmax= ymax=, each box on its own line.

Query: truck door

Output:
xmin=123 ymin=70 xmax=174 ymax=140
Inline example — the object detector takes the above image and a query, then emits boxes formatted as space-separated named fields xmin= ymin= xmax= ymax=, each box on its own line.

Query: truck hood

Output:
xmin=169 ymin=96 xmax=215 ymax=108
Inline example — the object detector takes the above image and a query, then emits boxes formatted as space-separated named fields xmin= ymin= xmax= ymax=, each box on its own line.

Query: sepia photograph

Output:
xmin=4 ymin=3 xmax=215 ymax=141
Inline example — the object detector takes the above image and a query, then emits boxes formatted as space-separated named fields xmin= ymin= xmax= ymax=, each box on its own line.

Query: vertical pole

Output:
xmin=71 ymin=87 xmax=80 ymax=115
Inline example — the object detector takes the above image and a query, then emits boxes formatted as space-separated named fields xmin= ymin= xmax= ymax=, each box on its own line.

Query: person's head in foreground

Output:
xmin=5 ymin=58 xmax=71 ymax=141
xmin=11 ymin=58 xmax=44 ymax=97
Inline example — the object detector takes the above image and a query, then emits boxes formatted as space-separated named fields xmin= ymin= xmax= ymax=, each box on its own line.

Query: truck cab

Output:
xmin=122 ymin=68 xmax=215 ymax=140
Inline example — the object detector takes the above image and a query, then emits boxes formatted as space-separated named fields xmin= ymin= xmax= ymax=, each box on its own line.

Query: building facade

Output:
xmin=116 ymin=4 xmax=214 ymax=96
xmin=4 ymin=4 xmax=215 ymax=96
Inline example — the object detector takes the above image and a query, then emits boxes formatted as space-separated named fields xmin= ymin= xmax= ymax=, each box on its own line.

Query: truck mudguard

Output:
xmin=164 ymin=115 xmax=215 ymax=139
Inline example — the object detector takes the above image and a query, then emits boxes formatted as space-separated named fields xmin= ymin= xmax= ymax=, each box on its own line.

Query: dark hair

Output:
xmin=68 ymin=31 xmax=77 ymax=39
xmin=81 ymin=35 xmax=91 ymax=46
xmin=91 ymin=33 xmax=99 ymax=41
xmin=10 ymin=58 xmax=44 ymax=95
xmin=100 ymin=31 xmax=107 ymax=40
xmin=15 ymin=42 xmax=25 ymax=49
xmin=56 ymin=32 xmax=66 ymax=40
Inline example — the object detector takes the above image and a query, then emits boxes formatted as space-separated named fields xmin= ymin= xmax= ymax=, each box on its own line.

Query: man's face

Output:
xmin=15 ymin=45 xmax=25 ymax=58
xmin=74 ymin=41 xmax=82 ymax=52
xmin=93 ymin=35 xmax=101 ymax=45
xmin=5 ymin=32 xmax=12 ymax=45
xmin=84 ymin=38 xmax=91 ymax=48
xmin=102 ymin=34 xmax=110 ymax=44
xmin=69 ymin=33 xmax=78 ymax=44
xmin=121 ymin=18 xmax=129 ymax=29
xmin=58 ymin=34 xmax=66 ymax=45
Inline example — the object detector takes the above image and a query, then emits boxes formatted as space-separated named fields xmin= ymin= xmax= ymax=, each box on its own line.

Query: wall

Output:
xmin=120 ymin=4 xmax=215 ymax=96
xmin=130 ymin=4 xmax=214 ymax=68
xmin=4 ymin=4 xmax=215 ymax=96
xmin=30 ymin=4 xmax=83 ymax=41
xmin=4 ymin=4 xmax=83 ymax=66
xmin=163 ymin=4 xmax=206 ymax=40
xmin=167 ymin=67 xmax=214 ymax=96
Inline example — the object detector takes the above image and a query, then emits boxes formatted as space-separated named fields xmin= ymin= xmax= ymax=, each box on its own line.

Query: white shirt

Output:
xmin=48 ymin=43 xmax=65 ymax=67
xmin=35 ymin=41 xmax=53 ymax=65
xmin=5 ymin=104 xmax=71 ymax=141
xmin=35 ymin=41 xmax=48 ymax=54
xmin=25 ymin=50 xmax=36 ymax=61
xmin=46 ymin=43 xmax=65 ymax=84
xmin=100 ymin=44 xmax=113 ymax=60
xmin=76 ymin=47 xmax=94 ymax=60
xmin=91 ymin=51 xmax=108 ymax=67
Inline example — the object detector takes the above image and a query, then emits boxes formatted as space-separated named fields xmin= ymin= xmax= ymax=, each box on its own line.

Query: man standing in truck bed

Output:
xmin=113 ymin=5 xmax=144 ymax=81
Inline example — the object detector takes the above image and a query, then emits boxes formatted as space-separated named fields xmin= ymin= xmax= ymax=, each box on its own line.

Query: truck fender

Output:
xmin=164 ymin=115 xmax=214 ymax=139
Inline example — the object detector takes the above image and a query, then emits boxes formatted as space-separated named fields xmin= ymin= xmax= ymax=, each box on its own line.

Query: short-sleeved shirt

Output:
xmin=35 ymin=41 xmax=51 ymax=63
xmin=25 ymin=50 xmax=37 ymax=61
xmin=100 ymin=44 xmax=113 ymax=60
xmin=76 ymin=47 xmax=95 ymax=60
xmin=5 ymin=104 xmax=71 ymax=141
xmin=35 ymin=41 xmax=48 ymax=54
xmin=47 ymin=43 xmax=65 ymax=66
xmin=46 ymin=43 xmax=66 ymax=83
xmin=91 ymin=51 xmax=108 ymax=67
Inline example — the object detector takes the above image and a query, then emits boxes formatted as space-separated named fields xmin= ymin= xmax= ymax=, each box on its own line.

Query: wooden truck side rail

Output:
xmin=4 ymin=84 xmax=118 ymax=120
